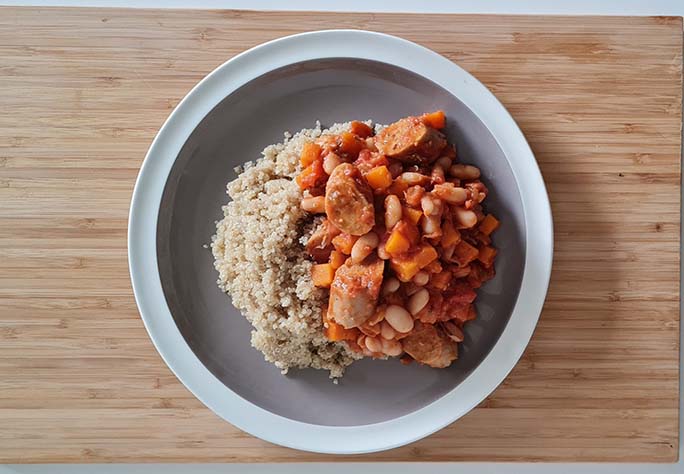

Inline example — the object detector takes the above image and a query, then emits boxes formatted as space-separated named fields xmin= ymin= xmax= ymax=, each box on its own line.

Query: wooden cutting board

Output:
xmin=0 ymin=7 xmax=681 ymax=463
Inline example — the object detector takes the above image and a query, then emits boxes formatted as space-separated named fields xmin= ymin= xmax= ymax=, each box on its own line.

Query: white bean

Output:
xmin=377 ymin=244 xmax=390 ymax=260
xmin=380 ymin=321 xmax=396 ymax=340
xmin=364 ymin=336 xmax=383 ymax=353
xmin=385 ymin=305 xmax=414 ymax=333
xmin=408 ymin=288 xmax=430 ymax=315
xmin=381 ymin=276 xmax=400 ymax=295
xmin=382 ymin=338 xmax=403 ymax=357
xmin=412 ymin=271 xmax=430 ymax=286
xmin=322 ymin=153 xmax=342 ymax=175
xmin=431 ymin=164 xmax=445 ymax=184
xmin=400 ymin=172 xmax=429 ymax=185
xmin=449 ymin=164 xmax=481 ymax=180
xmin=384 ymin=194 xmax=402 ymax=230
xmin=350 ymin=232 xmax=379 ymax=263
xmin=300 ymin=196 xmax=325 ymax=213
xmin=435 ymin=156 xmax=452 ymax=169
xmin=433 ymin=183 xmax=467 ymax=204
xmin=453 ymin=207 xmax=478 ymax=228
xmin=421 ymin=215 xmax=441 ymax=236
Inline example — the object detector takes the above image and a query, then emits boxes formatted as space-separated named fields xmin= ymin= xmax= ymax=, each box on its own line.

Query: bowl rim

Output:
xmin=128 ymin=29 xmax=554 ymax=454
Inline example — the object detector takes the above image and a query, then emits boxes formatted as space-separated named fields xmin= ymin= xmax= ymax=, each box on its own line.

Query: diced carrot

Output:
xmin=365 ymin=165 xmax=392 ymax=191
xmin=385 ymin=227 xmax=411 ymax=256
xmin=477 ymin=246 xmax=497 ymax=268
xmin=424 ymin=260 xmax=443 ymax=274
xmin=325 ymin=318 xmax=359 ymax=342
xmin=350 ymin=121 xmax=373 ymax=138
xmin=441 ymin=220 xmax=461 ymax=247
xmin=337 ymin=131 xmax=365 ymax=157
xmin=295 ymin=158 xmax=325 ymax=190
xmin=479 ymin=214 xmax=500 ymax=236
xmin=452 ymin=240 xmax=479 ymax=266
xmin=329 ymin=250 xmax=346 ymax=269
xmin=300 ymin=142 xmax=322 ymax=167
xmin=421 ymin=110 xmax=446 ymax=129
xmin=332 ymin=233 xmax=358 ymax=255
xmin=311 ymin=263 xmax=335 ymax=288
xmin=390 ymin=257 xmax=421 ymax=282
xmin=388 ymin=178 xmax=410 ymax=196
xmin=430 ymin=270 xmax=452 ymax=290
xmin=403 ymin=207 xmax=423 ymax=225
xmin=414 ymin=243 xmax=439 ymax=269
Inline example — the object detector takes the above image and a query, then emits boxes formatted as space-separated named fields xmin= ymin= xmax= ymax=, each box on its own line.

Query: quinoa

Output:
xmin=211 ymin=122 xmax=366 ymax=378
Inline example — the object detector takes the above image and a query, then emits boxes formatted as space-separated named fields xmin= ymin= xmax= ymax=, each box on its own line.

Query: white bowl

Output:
xmin=128 ymin=29 xmax=553 ymax=454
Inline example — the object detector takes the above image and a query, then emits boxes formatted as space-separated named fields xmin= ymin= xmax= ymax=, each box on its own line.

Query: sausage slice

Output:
xmin=375 ymin=117 xmax=447 ymax=164
xmin=324 ymin=163 xmax=375 ymax=236
xmin=327 ymin=256 xmax=384 ymax=329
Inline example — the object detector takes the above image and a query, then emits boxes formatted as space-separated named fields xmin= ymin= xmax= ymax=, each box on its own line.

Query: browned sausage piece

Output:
xmin=305 ymin=219 xmax=340 ymax=263
xmin=325 ymin=163 xmax=375 ymax=236
xmin=375 ymin=117 xmax=447 ymax=164
xmin=327 ymin=256 xmax=384 ymax=329
xmin=401 ymin=321 xmax=458 ymax=368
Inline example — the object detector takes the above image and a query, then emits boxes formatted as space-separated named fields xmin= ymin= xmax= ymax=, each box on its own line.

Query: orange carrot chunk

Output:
xmin=323 ymin=311 xmax=359 ymax=341
xmin=421 ymin=110 xmax=446 ymax=129
xmin=311 ymin=263 xmax=335 ymax=288
xmin=477 ymin=246 xmax=498 ymax=268
xmin=329 ymin=250 xmax=346 ymax=269
xmin=350 ymin=121 xmax=374 ymax=138
xmin=385 ymin=228 xmax=411 ymax=256
xmin=365 ymin=165 xmax=393 ymax=191
xmin=479 ymin=214 xmax=500 ymax=236
xmin=332 ymin=233 xmax=358 ymax=255
xmin=296 ymin=158 xmax=325 ymax=190
xmin=441 ymin=220 xmax=461 ymax=247
xmin=300 ymin=142 xmax=322 ymax=167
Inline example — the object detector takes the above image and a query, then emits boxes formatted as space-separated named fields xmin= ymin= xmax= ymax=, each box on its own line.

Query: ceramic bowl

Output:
xmin=128 ymin=30 xmax=553 ymax=454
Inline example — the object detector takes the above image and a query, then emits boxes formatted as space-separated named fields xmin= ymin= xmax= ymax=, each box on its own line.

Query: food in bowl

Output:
xmin=211 ymin=111 xmax=499 ymax=378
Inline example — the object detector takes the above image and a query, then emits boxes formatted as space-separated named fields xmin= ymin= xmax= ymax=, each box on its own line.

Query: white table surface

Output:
xmin=1 ymin=1 xmax=682 ymax=473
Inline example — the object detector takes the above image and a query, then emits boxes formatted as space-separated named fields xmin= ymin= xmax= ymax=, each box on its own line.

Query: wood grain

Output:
xmin=0 ymin=7 xmax=681 ymax=463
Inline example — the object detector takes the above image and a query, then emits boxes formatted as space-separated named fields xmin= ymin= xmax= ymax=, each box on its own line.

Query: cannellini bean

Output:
xmin=300 ymin=196 xmax=325 ymax=213
xmin=453 ymin=207 xmax=478 ymax=228
xmin=403 ymin=282 xmax=421 ymax=296
xmin=322 ymin=153 xmax=342 ymax=175
xmin=384 ymin=194 xmax=402 ymax=229
xmin=420 ymin=195 xmax=442 ymax=216
xmin=435 ymin=156 xmax=452 ymax=169
xmin=408 ymin=288 xmax=430 ymax=315
xmin=433 ymin=183 xmax=467 ymax=204
xmin=421 ymin=215 xmax=441 ymax=236
xmin=382 ymin=338 xmax=403 ymax=357
xmin=449 ymin=164 xmax=481 ymax=180
xmin=431 ymin=164 xmax=445 ymax=184
xmin=381 ymin=276 xmax=400 ymax=295
xmin=377 ymin=244 xmax=390 ymax=260
xmin=385 ymin=305 xmax=414 ymax=333
xmin=380 ymin=321 xmax=396 ymax=340
xmin=412 ymin=271 xmax=430 ymax=286
xmin=351 ymin=232 xmax=379 ymax=263
xmin=400 ymin=172 xmax=429 ymax=185
xmin=365 ymin=336 xmax=383 ymax=353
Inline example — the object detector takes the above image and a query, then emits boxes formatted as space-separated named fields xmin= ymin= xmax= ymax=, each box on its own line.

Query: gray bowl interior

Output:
xmin=157 ymin=59 xmax=525 ymax=427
